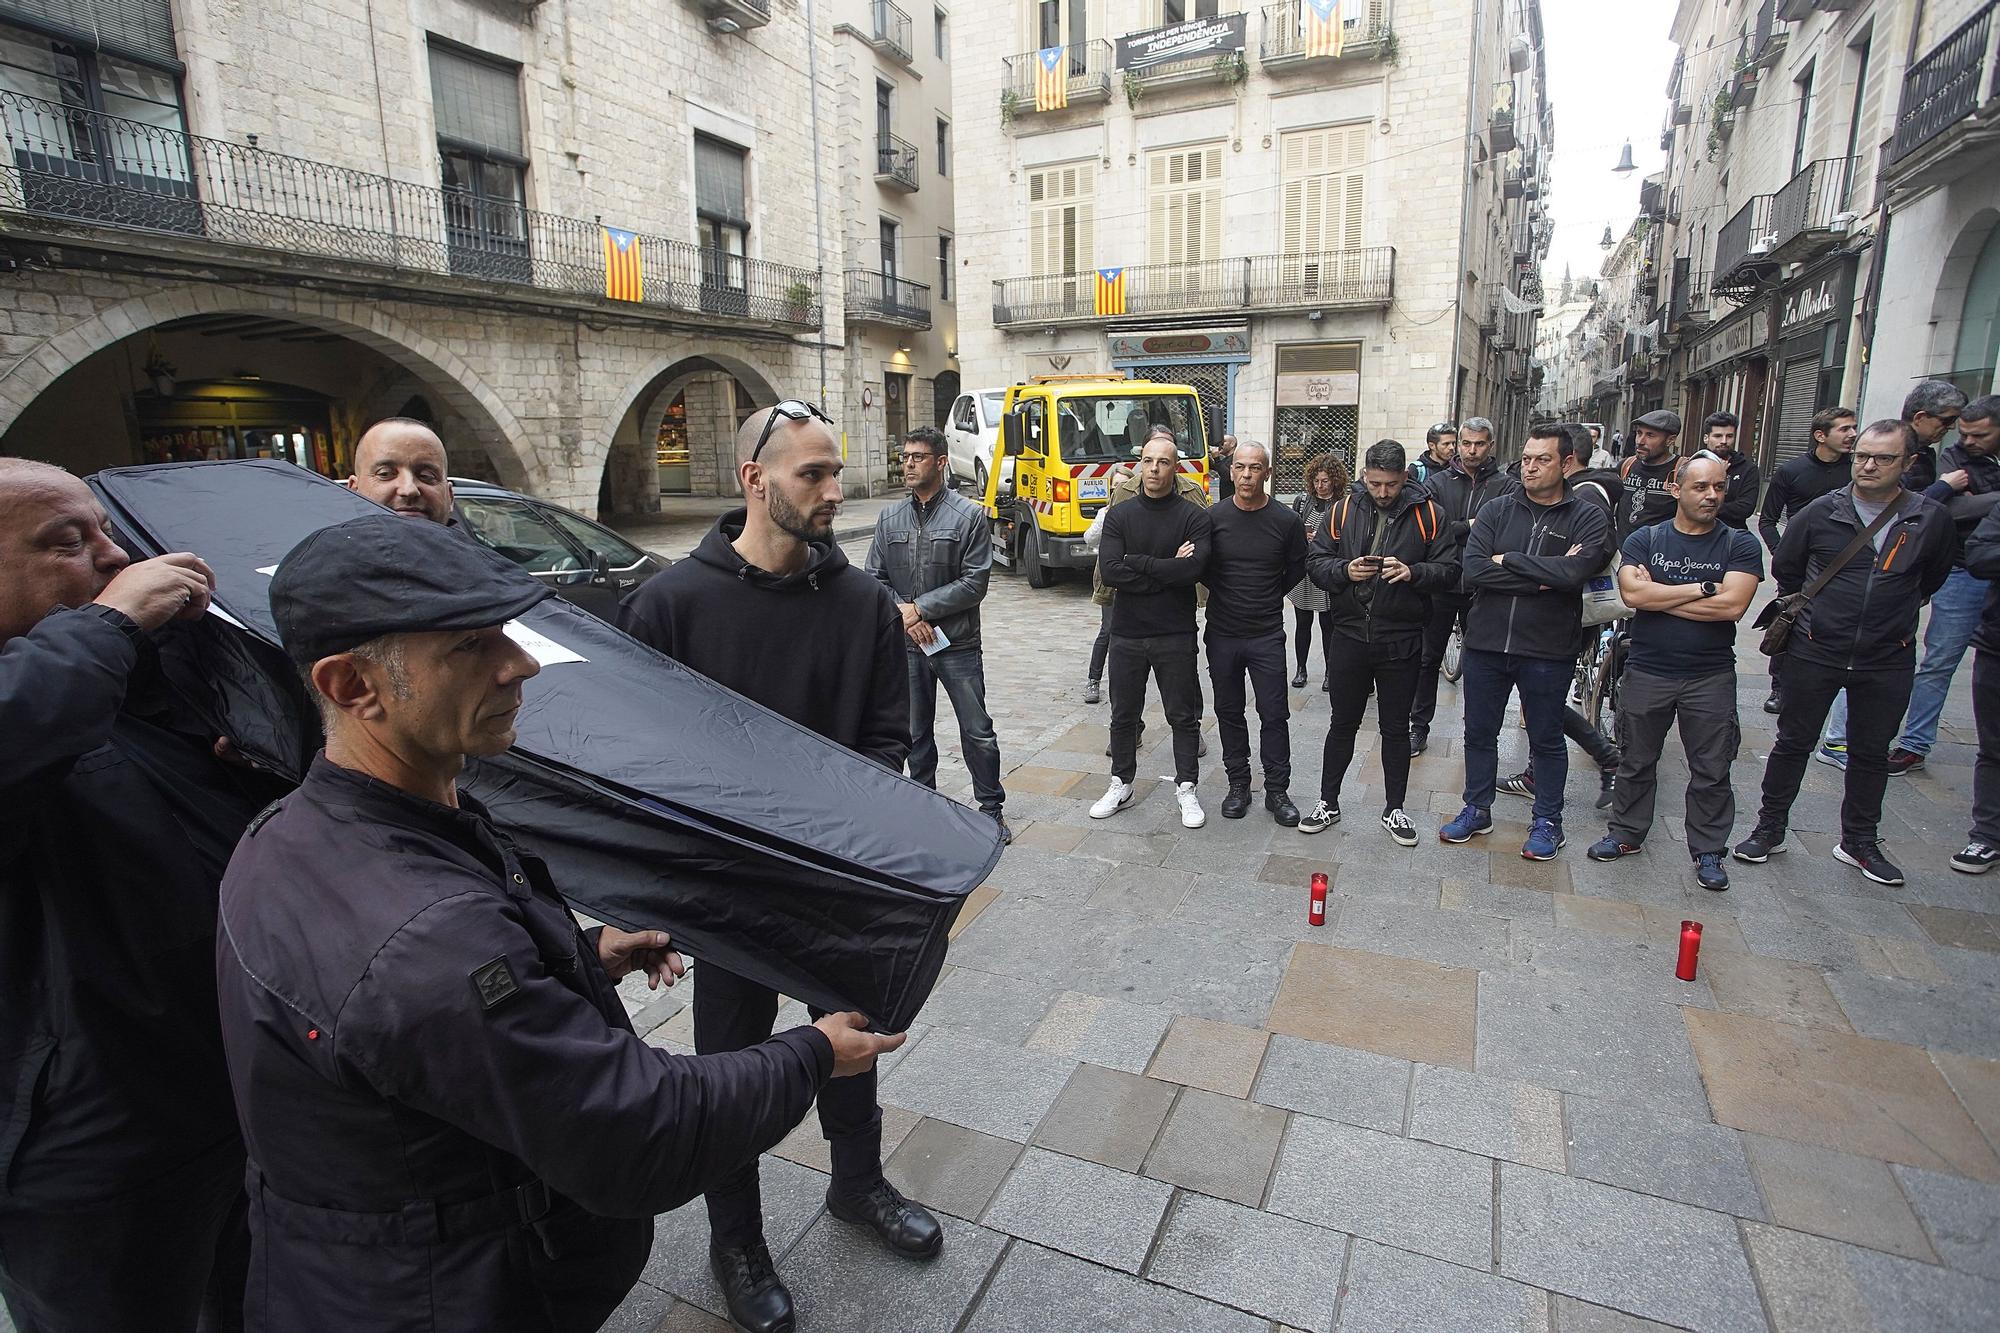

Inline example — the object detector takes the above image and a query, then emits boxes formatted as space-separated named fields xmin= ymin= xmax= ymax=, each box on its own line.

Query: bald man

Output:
xmin=0 ymin=459 xmax=266 ymax=1332
xmin=346 ymin=417 xmax=455 ymax=524
xmin=618 ymin=404 xmax=936 ymax=1333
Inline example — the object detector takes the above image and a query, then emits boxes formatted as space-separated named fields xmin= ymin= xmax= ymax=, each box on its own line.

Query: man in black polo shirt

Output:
xmin=1755 ymin=407 xmax=1856 ymax=715
xmin=1204 ymin=440 xmax=1307 ymax=825
xmin=1588 ymin=453 xmax=1763 ymax=890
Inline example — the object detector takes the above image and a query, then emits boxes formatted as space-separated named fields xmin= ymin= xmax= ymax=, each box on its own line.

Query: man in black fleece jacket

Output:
xmin=1409 ymin=418 xmax=1514 ymax=753
xmin=1094 ymin=434 xmax=1214 ymax=829
xmin=617 ymin=405 xmax=938 ymax=1333
xmin=1755 ymin=407 xmax=1855 ymax=715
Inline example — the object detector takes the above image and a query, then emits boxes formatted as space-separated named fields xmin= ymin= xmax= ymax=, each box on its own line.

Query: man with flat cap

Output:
xmin=217 ymin=511 xmax=900 ymax=1333
xmin=0 ymin=457 xmax=268 ymax=1333
xmin=344 ymin=415 xmax=456 ymax=524
xmin=620 ymin=401 xmax=940 ymax=1333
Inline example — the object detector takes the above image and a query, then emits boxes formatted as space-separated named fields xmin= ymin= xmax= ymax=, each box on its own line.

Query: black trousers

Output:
xmin=1972 ymin=650 xmax=2000 ymax=847
xmin=1322 ymin=633 xmax=1420 ymax=814
xmin=0 ymin=1138 xmax=246 ymax=1333
xmin=1409 ymin=597 xmax=1464 ymax=733
xmin=1206 ymin=630 xmax=1291 ymax=789
xmin=694 ymin=965 xmax=881 ymax=1247
xmin=1755 ymin=654 xmax=1914 ymax=848
xmin=1108 ymin=632 xmax=1203 ymax=785
xmin=1088 ymin=599 xmax=1114 ymax=682
xmin=1291 ymin=607 xmax=1331 ymax=674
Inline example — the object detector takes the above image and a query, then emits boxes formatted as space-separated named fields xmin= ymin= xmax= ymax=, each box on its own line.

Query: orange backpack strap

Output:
xmin=1416 ymin=501 xmax=1437 ymax=543
xmin=1619 ymin=457 xmax=1634 ymax=480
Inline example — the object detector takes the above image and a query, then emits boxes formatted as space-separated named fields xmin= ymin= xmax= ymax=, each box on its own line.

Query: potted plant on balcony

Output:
xmin=1123 ymin=69 xmax=1145 ymax=109
xmin=999 ymin=87 xmax=1018 ymax=126
xmin=1211 ymin=52 xmax=1247 ymax=87
xmin=783 ymin=280 xmax=814 ymax=322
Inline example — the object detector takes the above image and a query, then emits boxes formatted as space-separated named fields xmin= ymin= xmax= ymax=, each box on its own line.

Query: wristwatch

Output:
xmin=1699 ymin=581 xmax=1719 ymax=598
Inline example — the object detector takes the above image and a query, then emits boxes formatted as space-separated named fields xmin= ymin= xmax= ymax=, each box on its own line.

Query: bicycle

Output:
xmin=1441 ymin=612 xmax=1465 ymax=684
xmin=1571 ymin=618 xmax=1627 ymax=748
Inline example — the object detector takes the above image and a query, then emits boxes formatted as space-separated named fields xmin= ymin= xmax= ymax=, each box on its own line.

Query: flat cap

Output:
xmin=1633 ymin=409 xmax=1682 ymax=435
xmin=269 ymin=511 xmax=550 ymax=664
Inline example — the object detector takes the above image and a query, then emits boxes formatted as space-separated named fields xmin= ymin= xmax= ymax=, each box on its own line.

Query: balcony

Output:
xmin=992 ymin=247 xmax=1394 ymax=327
xmin=1749 ymin=0 xmax=1788 ymax=70
xmin=1670 ymin=266 xmax=1713 ymax=332
xmin=1777 ymin=0 xmax=1859 ymax=18
xmin=1712 ymin=194 xmax=1777 ymax=299
xmin=865 ymin=0 xmax=914 ymax=65
xmin=1001 ymin=40 xmax=1115 ymax=126
xmin=0 ymin=90 xmax=822 ymax=328
xmin=1887 ymin=0 xmax=2000 ymax=189
xmin=1511 ymin=222 xmax=1533 ymax=261
xmin=1767 ymin=156 xmax=1854 ymax=263
xmin=845 ymin=269 xmax=931 ymax=329
xmin=1259 ymin=0 xmax=1394 ymax=69
xmin=1503 ymin=160 xmax=1525 ymax=198
xmin=875 ymin=133 xmax=919 ymax=192
xmin=1490 ymin=94 xmax=1517 ymax=153
xmin=684 ymin=0 xmax=771 ymax=31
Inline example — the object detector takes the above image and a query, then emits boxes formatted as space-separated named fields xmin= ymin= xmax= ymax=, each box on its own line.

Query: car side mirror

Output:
xmin=591 ymin=552 xmax=612 ymax=585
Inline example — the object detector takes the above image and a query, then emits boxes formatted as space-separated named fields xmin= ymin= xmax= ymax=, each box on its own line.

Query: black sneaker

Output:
xmin=1834 ymin=842 xmax=1905 ymax=887
xmin=1297 ymin=800 xmax=1340 ymax=834
xmin=1885 ymin=748 xmax=1926 ymax=776
xmin=1694 ymin=852 xmax=1730 ymax=891
xmin=1595 ymin=763 xmax=1618 ymax=811
xmin=1953 ymin=843 xmax=2000 ymax=875
xmin=1587 ymin=835 xmax=1642 ymax=862
xmin=1497 ymin=769 xmax=1535 ymax=798
xmin=1732 ymin=825 xmax=1787 ymax=864
xmin=1221 ymin=784 xmax=1253 ymax=820
xmin=1409 ymin=727 xmax=1429 ymax=757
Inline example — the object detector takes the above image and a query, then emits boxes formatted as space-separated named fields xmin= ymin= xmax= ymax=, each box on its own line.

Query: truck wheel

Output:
xmin=1022 ymin=522 xmax=1054 ymax=588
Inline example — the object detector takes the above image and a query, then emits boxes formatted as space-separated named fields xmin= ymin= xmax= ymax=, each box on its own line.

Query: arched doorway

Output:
xmin=1952 ymin=222 xmax=2000 ymax=397
xmin=595 ymin=354 xmax=780 ymax=515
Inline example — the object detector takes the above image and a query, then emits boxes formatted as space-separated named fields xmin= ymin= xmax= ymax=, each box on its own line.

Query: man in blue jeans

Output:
xmin=867 ymin=425 xmax=1009 ymax=842
xmin=1442 ymin=424 xmax=1610 ymax=860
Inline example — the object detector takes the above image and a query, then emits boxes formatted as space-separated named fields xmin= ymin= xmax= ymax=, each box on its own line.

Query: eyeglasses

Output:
xmin=1852 ymin=451 xmax=1904 ymax=469
xmin=749 ymin=400 xmax=834 ymax=464
xmin=1938 ymin=415 xmax=1962 ymax=430
xmin=898 ymin=450 xmax=937 ymax=463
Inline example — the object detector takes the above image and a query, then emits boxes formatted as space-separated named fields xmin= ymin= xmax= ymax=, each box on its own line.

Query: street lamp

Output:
xmin=1612 ymin=141 xmax=1636 ymax=174
xmin=1600 ymin=225 xmax=1614 ymax=250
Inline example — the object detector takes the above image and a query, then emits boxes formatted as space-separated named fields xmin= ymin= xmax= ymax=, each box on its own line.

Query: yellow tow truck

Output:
xmin=980 ymin=374 xmax=1210 ymax=587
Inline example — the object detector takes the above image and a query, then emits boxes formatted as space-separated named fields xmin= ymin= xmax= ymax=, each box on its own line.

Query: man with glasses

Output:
xmin=620 ymin=402 xmax=942 ymax=1333
xmin=1756 ymin=406 xmax=1857 ymax=716
xmin=867 ymin=425 xmax=1008 ymax=842
xmin=1409 ymin=422 xmax=1457 ymax=490
xmin=1735 ymin=421 xmax=1955 ymax=887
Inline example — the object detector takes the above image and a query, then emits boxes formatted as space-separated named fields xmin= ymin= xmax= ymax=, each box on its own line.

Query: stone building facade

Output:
xmin=948 ymin=0 xmax=1550 ymax=491
xmin=0 ymin=0 xmax=866 ymax=516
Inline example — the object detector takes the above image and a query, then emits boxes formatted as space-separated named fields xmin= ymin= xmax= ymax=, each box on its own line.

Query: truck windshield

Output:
xmin=1055 ymin=394 xmax=1205 ymax=464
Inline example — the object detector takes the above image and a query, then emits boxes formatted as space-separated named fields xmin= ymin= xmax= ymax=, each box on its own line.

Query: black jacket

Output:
xmin=1565 ymin=466 xmax=1623 ymax=534
xmin=1922 ymin=442 xmax=2000 ymax=566
xmin=1717 ymin=449 xmax=1762 ymax=530
xmin=217 ymin=757 xmax=833 ymax=1333
xmin=1907 ymin=442 xmax=1941 ymax=493
xmin=1424 ymin=459 xmax=1519 ymax=604
xmin=1758 ymin=449 xmax=1853 ymax=555
xmin=619 ymin=511 xmax=910 ymax=771
xmin=1 ymin=606 xmax=270 ymax=1210
xmin=1774 ymin=487 xmax=1957 ymax=671
xmin=1461 ymin=486 xmax=1612 ymax=661
xmin=1966 ymin=501 xmax=2000 ymax=653
xmin=1307 ymin=488 xmax=1458 ymax=644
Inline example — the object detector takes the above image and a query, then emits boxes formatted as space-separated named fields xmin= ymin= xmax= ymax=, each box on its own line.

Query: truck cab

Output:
xmin=981 ymin=375 xmax=1208 ymax=587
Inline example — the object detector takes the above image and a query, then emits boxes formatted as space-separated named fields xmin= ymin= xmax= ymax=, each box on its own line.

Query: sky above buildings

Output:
xmin=1540 ymin=0 xmax=1680 ymax=290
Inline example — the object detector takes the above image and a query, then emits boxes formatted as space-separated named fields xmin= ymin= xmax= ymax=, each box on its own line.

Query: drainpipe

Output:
xmin=1449 ymin=0 xmax=1487 ymax=421
xmin=804 ymin=0 xmax=831 ymax=414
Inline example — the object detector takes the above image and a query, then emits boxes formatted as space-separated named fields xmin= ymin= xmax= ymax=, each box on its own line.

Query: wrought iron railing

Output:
xmin=1002 ymin=39 xmax=1116 ymax=112
xmin=1769 ymin=156 xmax=1853 ymax=255
xmin=1258 ymin=0 xmax=1392 ymax=63
xmin=870 ymin=0 xmax=914 ymax=63
xmin=875 ymin=133 xmax=919 ymax=190
xmin=845 ymin=269 xmax=931 ymax=327
xmin=1890 ymin=0 xmax=1997 ymax=163
xmin=0 ymin=89 xmax=822 ymax=327
xmin=992 ymin=247 xmax=1394 ymax=326
xmin=1713 ymin=194 xmax=1774 ymax=293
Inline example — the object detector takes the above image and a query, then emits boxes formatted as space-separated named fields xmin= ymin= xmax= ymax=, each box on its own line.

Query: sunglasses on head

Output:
xmin=750 ymin=400 xmax=835 ymax=463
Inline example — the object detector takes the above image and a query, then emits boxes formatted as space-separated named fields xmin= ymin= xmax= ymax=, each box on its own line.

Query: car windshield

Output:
xmin=1054 ymin=394 xmax=1204 ymax=464
xmin=979 ymin=391 xmax=1004 ymax=426
xmin=457 ymin=496 xmax=584 ymax=573
xmin=541 ymin=506 xmax=648 ymax=567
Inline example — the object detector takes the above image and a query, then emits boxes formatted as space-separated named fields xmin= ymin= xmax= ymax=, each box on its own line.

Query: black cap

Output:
xmin=1633 ymin=409 xmax=1682 ymax=435
xmin=270 ymin=512 xmax=551 ymax=664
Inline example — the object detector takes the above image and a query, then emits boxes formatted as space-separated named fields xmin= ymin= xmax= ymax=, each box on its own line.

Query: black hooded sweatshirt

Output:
xmin=618 ymin=510 xmax=911 ymax=771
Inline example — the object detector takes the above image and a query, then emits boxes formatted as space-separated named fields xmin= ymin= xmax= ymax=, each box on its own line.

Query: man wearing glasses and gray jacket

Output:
xmin=868 ymin=424 xmax=1009 ymax=842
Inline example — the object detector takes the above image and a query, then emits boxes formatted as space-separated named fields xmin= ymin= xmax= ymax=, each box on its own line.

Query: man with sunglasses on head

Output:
xmin=867 ymin=425 xmax=1008 ymax=842
xmin=620 ymin=401 xmax=941 ymax=1333
xmin=1409 ymin=422 xmax=1457 ymax=490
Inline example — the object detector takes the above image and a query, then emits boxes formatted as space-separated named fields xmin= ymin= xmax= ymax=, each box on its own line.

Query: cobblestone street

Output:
xmin=584 ymin=543 xmax=2000 ymax=1333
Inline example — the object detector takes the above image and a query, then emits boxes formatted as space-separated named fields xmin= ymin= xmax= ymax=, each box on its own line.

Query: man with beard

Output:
xmin=1408 ymin=421 xmax=1457 ymax=490
xmin=1409 ymin=417 xmax=1512 ymax=755
xmin=619 ymin=403 xmax=940 ymax=1333
xmin=344 ymin=417 xmax=456 ymax=525
xmin=1695 ymin=412 xmax=1761 ymax=531
xmin=1756 ymin=407 xmax=1857 ymax=716
xmin=1617 ymin=410 xmax=1684 ymax=541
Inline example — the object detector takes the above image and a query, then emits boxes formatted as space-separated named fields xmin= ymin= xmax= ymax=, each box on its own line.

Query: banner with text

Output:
xmin=1115 ymin=14 xmax=1247 ymax=73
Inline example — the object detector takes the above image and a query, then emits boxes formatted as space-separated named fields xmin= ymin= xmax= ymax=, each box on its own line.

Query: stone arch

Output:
xmin=1925 ymin=208 xmax=2000 ymax=375
xmin=592 ymin=352 xmax=784 ymax=510
xmin=593 ymin=348 xmax=783 ymax=452
xmin=0 ymin=283 xmax=538 ymax=491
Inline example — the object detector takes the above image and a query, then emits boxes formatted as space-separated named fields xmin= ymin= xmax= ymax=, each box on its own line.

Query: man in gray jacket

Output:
xmin=868 ymin=425 xmax=1008 ymax=841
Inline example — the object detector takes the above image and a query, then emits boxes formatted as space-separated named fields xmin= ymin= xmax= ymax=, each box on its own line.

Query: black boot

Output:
xmin=710 ymin=1241 xmax=794 ymax=1333
xmin=1221 ymin=783 xmax=1252 ymax=819
xmin=1291 ymin=668 xmax=1307 ymax=688
xmin=826 ymin=1179 xmax=944 ymax=1260
xmin=1266 ymin=788 xmax=1301 ymax=827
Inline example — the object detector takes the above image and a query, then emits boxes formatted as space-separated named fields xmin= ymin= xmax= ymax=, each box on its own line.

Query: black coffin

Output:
xmin=89 ymin=460 xmax=999 ymax=1031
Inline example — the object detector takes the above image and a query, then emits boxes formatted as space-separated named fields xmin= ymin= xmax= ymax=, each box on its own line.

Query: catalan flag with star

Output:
xmin=1303 ymin=0 xmax=1345 ymax=60
xmin=1034 ymin=46 xmax=1068 ymax=112
xmin=1094 ymin=267 xmax=1127 ymax=316
xmin=602 ymin=226 xmax=643 ymax=302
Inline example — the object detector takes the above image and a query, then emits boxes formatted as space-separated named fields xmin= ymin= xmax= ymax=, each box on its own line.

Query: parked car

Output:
xmin=944 ymin=387 xmax=1007 ymax=497
xmin=451 ymin=479 xmax=666 ymax=621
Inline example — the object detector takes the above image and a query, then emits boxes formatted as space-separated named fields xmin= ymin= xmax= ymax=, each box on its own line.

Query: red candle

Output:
xmin=1676 ymin=920 xmax=1703 ymax=981
xmin=1309 ymin=872 xmax=1328 ymax=927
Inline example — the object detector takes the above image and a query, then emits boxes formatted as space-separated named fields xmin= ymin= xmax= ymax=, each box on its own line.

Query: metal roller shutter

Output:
xmin=1771 ymin=354 xmax=1822 ymax=469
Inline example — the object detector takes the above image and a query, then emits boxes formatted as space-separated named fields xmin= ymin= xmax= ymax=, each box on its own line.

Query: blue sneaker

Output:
xmin=1439 ymin=804 xmax=1493 ymax=843
xmin=1814 ymin=743 xmax=1848 ymax=771
xmin=1522 ymin=818 xmax=1565 ymax=861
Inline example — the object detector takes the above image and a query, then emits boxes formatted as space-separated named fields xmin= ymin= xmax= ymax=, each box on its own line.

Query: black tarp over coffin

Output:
xmin=88 ymin=460 xmax=1001 ymax=1031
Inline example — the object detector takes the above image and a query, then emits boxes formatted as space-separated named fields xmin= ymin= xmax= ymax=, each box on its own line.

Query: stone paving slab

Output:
xmin=1031 ymin=1063 xmax=1176 ymax=1172
xmin=1697 ymin=949 xmax=1856 ymax=1032
xmin=1251 ymin=1033 xmax=1411 ymax=1134
xmin=1142 ymin=1086 xmax=1288 ymax=1207
xmin=1822 ymin=971 xmax=2000 ymax=1061
xmin=1268 ymin=942 xmax=1478 ymax=1070
xmin=1022 ymin=990 xmax=1173 ymax=1073
xmin=1145 ymin=1015 xmax=1271 ymax=1097
xmin=1743 ymin=1220 xmax=2000 ymax=1333
xmin=1497 ymin=1163 xmax=1765 ymax=1333
xmin=980 ymin=1147 xmax=1174 ymax=1274
xmin=883 ymin=1118 xmax=1024 ymax=1222
xmin=1741 ymin=1132 xmax=1940 ymax=1263
xmin=1405 ymin=1064 xmax=1568 ymax=1172
xmin=1330 ymin=895 xmax=1513 ymax=971
xmin=1477 ymin=971 xmax=1713 ymax=1120
xmin=1338 ymin=1238 xmax=1550 ymax=1333
xmin=1550 ymin=1295 xmax=1685 ymax=1332
xmin=914 ymin=967 xmax=1058 ymax=1044
xmin=781 ymin=1210 xmax=1006 ymax=1333
xmin=1266 ymin=1115 xmax=1493 ymax=1270
xmin=1563 ymin=1094 xmax=1766 ymax=1218
xmin=1892 ymin=1165 xmax=2000 ymax=1281
xmin=961 ymin=1241 xmax=1269 ymax=1333
xmin=877 ymin=1029 xmax=1075 ymax=1144
xmin=1931 ymin=1052 xmax=2000 ymax=1156
xmin=1145 ymin=1193 xmax=1344 ymax=1332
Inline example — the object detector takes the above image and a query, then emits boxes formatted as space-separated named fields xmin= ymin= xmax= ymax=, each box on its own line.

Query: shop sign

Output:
xmin=1275 ymin=371 xmax=1360 ymax=407
xmin=1688 ymin=303 xmax=1769 ymax=376
xmin=1115 ymin=14 xmax=1246 ymax=73
xmin=1108 ymin=326 xmax=1250 ymax=359
xmin=1778 ymin=259 xmax=1856 ymax=338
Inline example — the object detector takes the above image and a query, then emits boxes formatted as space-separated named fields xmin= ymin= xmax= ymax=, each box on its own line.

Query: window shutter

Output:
xmin=429 ymin=43 xmax=525 ymax=161
xmin=694 ymin=134 xmax=749 ymax=226
xmin=1030 ymin=164 xmax=1093 ymax=276
xmin=1148 ymin=145 xmax=1223 ymax=269
xmin=1 ymin=0 xmax=181 ymax=69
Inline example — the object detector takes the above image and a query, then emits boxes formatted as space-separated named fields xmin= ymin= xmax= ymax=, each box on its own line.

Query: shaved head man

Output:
xmin=732 ymin=402 xmax=846 ymax=563
xmin=346 ymin=417 xmax=454 ymax=525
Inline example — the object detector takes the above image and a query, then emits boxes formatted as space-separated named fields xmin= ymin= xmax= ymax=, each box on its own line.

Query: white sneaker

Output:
xmin=1381 ymin=809 xmax=1418 ymax=847
xmin=1176 ymin=781 xmax=1206 ymax=829
xmin=1090 ymin=779 xmax=1135 ymax=819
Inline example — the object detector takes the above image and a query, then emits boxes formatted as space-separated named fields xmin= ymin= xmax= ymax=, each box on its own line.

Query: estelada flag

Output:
xmin=602 ymin=226 xmax=643 ymax=302
xmin=1034 ymin=46 xmax=1068 ymax=112
xmin=1303 ymin=0 xmax=1345 ymax=60
xmin=1094 ymin=267 xmax=1127 ymax=316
